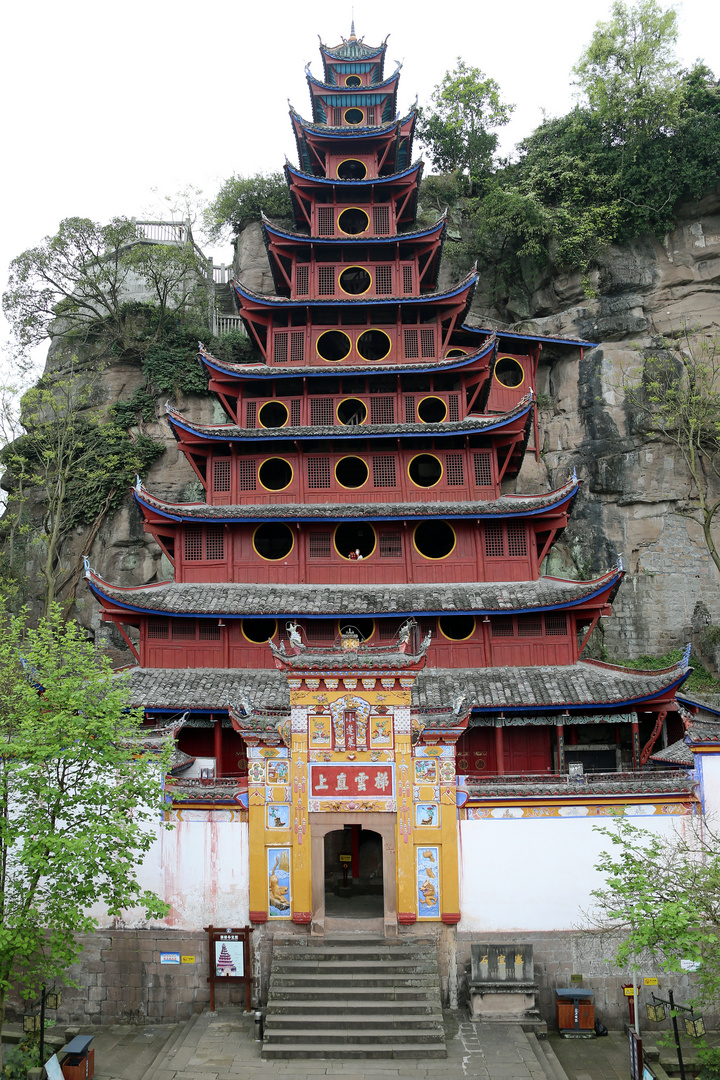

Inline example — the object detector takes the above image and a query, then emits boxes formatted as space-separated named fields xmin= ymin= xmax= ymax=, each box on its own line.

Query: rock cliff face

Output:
xmin=18 ymin=197 xmax=720 ymax=663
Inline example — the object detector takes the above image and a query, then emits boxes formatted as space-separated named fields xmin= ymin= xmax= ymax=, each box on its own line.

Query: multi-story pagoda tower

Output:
xmin=85 ymin=25 xmax=692 ymax=933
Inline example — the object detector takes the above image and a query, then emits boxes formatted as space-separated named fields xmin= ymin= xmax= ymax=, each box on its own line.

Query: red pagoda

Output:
xmin=84 ymin=24 xmax=692 ymax=929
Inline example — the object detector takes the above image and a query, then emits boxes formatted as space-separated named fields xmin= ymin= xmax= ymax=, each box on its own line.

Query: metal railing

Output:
xmin=466 ymin=768 xmax=693 ymax=785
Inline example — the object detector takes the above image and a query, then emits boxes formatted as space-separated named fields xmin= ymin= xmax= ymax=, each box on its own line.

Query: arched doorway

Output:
xmin=323 ymin=826 xmax=384 ymax=919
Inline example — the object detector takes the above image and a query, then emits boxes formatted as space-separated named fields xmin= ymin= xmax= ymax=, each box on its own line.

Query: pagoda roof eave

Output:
xmin=197 ymin=336 xmax=495 ymax=381
xmin=306 ymin=64 xmax=400 ymax=94
xmin=320 ymin=37 xmax=388 ymax=68
xmin=290 ymin=106 xmax=415 ymax=142
xmin=84 ymin=566 xmax=623 ymax=621
xmin=123 ymin=657 xmax=687 ymax=715
xmin=164 ymin=395 xmax=530 ymax=445
xmin=461 ymin=322 xmax=598 ymax=350
xmin=262 ymin=210 xmax=445 ymax=246
xmin=284 ymin=158 xmax=423 ymax=189
xmin=133 ymin=477 xmax=580 ymax=525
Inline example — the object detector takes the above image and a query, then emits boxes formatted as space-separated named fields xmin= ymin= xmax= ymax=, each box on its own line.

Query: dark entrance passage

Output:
xmin=324 ymin=825 xmax=383 ymax=919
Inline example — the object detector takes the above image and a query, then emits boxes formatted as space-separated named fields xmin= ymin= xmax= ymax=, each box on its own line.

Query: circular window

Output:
xmin=242 ymin=618 xmax=278 ymax=643
xmin=337 ymin=207 xmax=370 ymax=235
xmin=344 ymin=107 xmax=364 ymax=125
xmin=335 ymin=523 xmax=376 ymax=560
xmin=357 ymin=328 xmax=391 ymax=361
xmin=494 ymin=357 xmax=525 ymax=388
xmin=345 ymin=74 xmax=362 ymax=87
xmin=417 ymin=396 xmax=447 ymax=424
xmin=445 ymin=348 xmax=468 ymax=359
xmin=258 ymin=401 xmax=289 ymax=428
xmin=439 ymin=614 xmax=476 ymax=640
xmin=339 ymin=618 xmax=374 ymax=641
xmin=337 ymin=398 xmax=367 ymax=425
xmin=414 ymin=521 xmax=456 ymax=560
xmin=408 ymin=454 xmax=443 ymax=488
xmin=316 ymin=329 xmax=351 ymax=362
xmin=253 ymin=524 xmax=294 ymax=561
xmin=335 ymin=456 xmax=369 ymax=489
xmin=337 ymin=158 xmax=367 ymax=180
xmin=258 ymin=458 xmax=293 ymax=491
xmin=339 ymin=266 xmax=372 ymax=295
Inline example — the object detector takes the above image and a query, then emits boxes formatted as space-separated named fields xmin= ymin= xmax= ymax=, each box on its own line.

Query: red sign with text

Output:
xmin=309 ymin=764 xmax=394 ymax=798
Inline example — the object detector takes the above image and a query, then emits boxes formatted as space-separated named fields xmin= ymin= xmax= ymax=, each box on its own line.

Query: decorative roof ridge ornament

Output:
xmin=616 ymin=552 xmax=624 ymax=572
xmin=681 ymin=642 xmax=692 ymax=669
xmin=135 ymin=475 xmax=142 ymax=494
xmin=82 ymin=555 xmax=95 ymax=579
xmin=568 ymin=466 xmax=578 ymax=484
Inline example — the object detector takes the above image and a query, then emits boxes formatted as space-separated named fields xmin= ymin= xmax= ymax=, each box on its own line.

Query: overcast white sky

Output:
xmin=1 ymin=0 xmax=719 ymax=373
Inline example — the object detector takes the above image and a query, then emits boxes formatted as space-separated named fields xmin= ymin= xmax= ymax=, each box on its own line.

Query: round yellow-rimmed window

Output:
xmin=316 ymin=329 xmax=352 ymax=362
xmin=339 ymin=618 xmax=375 ymax=641
xmin=357 ymin=327 xmax=391 ymax=361
xmin=334 ymin=455 xmax=369 ymax=489
xmin=408 ymin=453 xmax=443 ymax=489
xmin=494 ymin=356 xmax=525 ymax=388
xmin=337 ymin=207 xmax=370 ymax=235
xmin=258 ymin=401 xmax=289 ymax=428
xmin=445 ymin=347 xmax=468 ymax=359
xmin=334 ymin=522 xmax=377 ymax=561
xmin=252 ymin=524 xmax=295 ymax=561
xmin=336 ymin=158 xmax=367 ymax=180
xmin=344 ymin=107 xmax=365 ymax=125
xmin=336 ymin=398 xmax=367 ymax=425
xmin=242 ymin=618 xmax=278 ymax=643
xmin=258 ymin=457 xmax=293 ymax=491
xmin=439 ymin=614 xmax=476 ymax=641
xmin=413 ymin=521 xmax=457 ymax=560
xmin=339 ymin=265 xmax=372 ymax=296
xmin=344 ymin=74 xmax=362 ymax=87
xmin=416 ymin=396 xmax=448 ymax=424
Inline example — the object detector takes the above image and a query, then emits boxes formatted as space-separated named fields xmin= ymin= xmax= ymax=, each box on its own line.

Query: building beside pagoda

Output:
xmin=81 ymin=24 xmax=708 ymax=1015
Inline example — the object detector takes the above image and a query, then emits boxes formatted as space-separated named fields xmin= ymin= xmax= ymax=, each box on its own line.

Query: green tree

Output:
xmin=204 ymin=172 xmax=293 ymax=242
xmin=573 ymin=0 xmax=683 ymax=140
xmin=0 ymin=605 xmax=170 ymax=1061
xmin=416 ymin=59 xmax=514 ymax=184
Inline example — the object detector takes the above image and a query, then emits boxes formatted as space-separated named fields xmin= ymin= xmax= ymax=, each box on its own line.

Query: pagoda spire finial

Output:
xmin=349 ymin=8 xmax=356 ymax=40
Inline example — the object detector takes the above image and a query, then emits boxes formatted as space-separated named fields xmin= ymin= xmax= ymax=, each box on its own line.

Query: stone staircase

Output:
xmin=263 ymin=935 xmax=447 ymax=1059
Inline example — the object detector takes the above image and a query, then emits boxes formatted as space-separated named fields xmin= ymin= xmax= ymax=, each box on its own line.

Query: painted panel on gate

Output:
xmin=414 ymin=759 xmax=438 ymax=784
xmin=268 ymin=847 xmax=291 ymax=918
xmin=415 ymin=803 xmax=439 ymax=827
xmin=309 ymin=763 xmax=394 ymax=799
xmin=309 ymin=714 xmax=332 ymax=747
xmin=266 ymin=760 xmax=289 ymax=784
xmin=267 ymin=804 xmax=291 ymax=830
xmin=370 ymin=712 xmax=393 ymax=746
xmin=417 ymin=846 xmax=440 ymax=918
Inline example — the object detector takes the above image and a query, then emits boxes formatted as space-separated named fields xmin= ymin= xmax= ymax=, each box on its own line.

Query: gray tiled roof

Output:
xmin=135 ymin=481 xmax=577 ymax=522
xmin=649 ymin=738 xmax=694 ymax=765
xmin=122 ymin=659 xmax=685 ymax=713
xmin=89 ymin=572 xmax=619 ymax=617
xmin=232 ymin=265 xmax=475 ymax=307
xmin=466 ymin=774 xmax=696 ymax=798
xmin=198 ymin=345 xmax=493 ymax=379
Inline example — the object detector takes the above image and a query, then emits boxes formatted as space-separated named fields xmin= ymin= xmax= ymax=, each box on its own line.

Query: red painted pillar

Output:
xmin=214 ymin=717 xmax=223 ymax=778
xmin=351 ymin=824 xmax=361 ymax=879
xmin=495 ymin=723 xmax=505 ymax=776
xmin=632 ymin=721 xmax=641 ymax=771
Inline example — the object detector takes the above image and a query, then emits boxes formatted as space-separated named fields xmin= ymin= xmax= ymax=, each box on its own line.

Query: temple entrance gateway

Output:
xmin=324 ymin=826 xmax=384 ymax=918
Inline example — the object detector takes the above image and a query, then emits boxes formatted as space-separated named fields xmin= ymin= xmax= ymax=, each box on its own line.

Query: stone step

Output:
xmin=264 ymin=1026 xmax=445 ymax=1044
xmin=272 ymin=948 xmax=436 ymax=962
xmin=264 ymin=1013 xmax=444 ymax=1030
xmin=262 ymin=1041 xmax=447 ymax=1059
xmin=267 ymin=998 xmax=441 ymax=1014
xmin=271 ymin=958 xmax=438 ymax=972
xmin=269 ymin=973 xmax=439 ymax=988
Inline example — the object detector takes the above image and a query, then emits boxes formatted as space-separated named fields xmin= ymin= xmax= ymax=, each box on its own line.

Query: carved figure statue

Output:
xmin=419 ymin=879 xmax=438 ymax=907
xmin=286 ymin=621 xmax=303 ymax=649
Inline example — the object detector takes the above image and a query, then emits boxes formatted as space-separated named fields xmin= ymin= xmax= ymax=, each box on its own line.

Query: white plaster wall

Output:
xmin=93 ymin=815 xmax=249 ymax=931
xmin=459 ymin=812 xmax=692 ymax=932
xmin=696 ymin=753 xmax=720 ymax=822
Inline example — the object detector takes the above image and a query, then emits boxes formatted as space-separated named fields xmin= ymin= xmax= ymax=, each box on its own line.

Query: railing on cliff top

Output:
xmin=463 ymin=768 xmax=695 ymax=795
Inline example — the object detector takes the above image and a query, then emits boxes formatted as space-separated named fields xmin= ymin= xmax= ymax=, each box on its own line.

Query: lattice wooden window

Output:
xmin=370 ymin=396 xmax=394 ymax=424
xmin=379 ymin=532 xmax=402 ymax=558
xmin=420 ymin=328 xmax=435 ymax=357
xmin=306 ymin=619 xmax=335 ymax=642
xmin=473 ymin=452 xmax=492 ymax=487
xmin=544 ymin=612 xmax=568 ymax=636
xmin=421 ymin=617 xmax=437 ymax=636
xmin=318 ymin=266 xmax=336 ymax=296
xmin=185 ymin=527 xmax=203 ymax=562
xmin=375 ymin=265 xmax=392 ymax=294
xmin=507 ymin=523 xmax=527 ymax=557
xmin=237 ymin=460 xmax=257 ymax=491
xmin=290 ymin=331 xmax=304 ymax=362
xmin=213 ymin=460 xmax=231 ymax=493
xmin=310 ymin=398 xmax=334 ymax=425
xmin=199 ymin=622 xmax=221 ymax=641
xmin=404 ymin=328 xmax=419 ymax=358
xmin=517 ymin=614 xmax=542 ymax=637
xmin=295 ymin=266 xmax=309 ymax=295
xmin=373 ymin=206 xmax=390 ymax=235
xmin=404 ymin=395 xmax=416 ymax=422
xmin=332 ymin=107 xmax=342 ymax=126
xmin=448 ymin=394 xmax=460 ymax=421
xmin=365 ymin=107 xmax=375 ymax=125
xmin=290 ymin=399 xmax=301 ymax=426
xmin=446 ymin=453 xmax=464 ymax=486
xmin=490 ymin=617 xmax=514 ymax=637
xmin=379 ymin=620 xmax=397 ymax=641
xmin=171 ymin=619 xmax=196 ymax=640
xmin=402 ymin=264 xmax=413 ymax=294
xmin=372 ymin=455 xmax=396 ymax=487
xmin=245 ymin=402 xmax=256 ymax=428
xmin=307 ymin=457 xmax=331 ymax=488
xmin=274 ymin=332 xmax=288 ymax=363
xmin=147 ymin=617 xmax=169 ymax=639
xmin=308 ymin=533 xmax=331 ymax=558
xmin=205 ymin=525 xmax=224 ymax=561
xmin=318 ymin=207 xmax=335 ymax=236
xmin=485 ymin=522 xmax=505 ymax=557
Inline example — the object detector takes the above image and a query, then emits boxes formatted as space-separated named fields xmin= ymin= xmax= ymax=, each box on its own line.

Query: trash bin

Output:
xmin=60 ymin=1035 xmax=94 ymax=1080
xmin=556 ymin=988 xmax=595 ymax=1037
